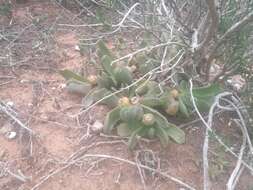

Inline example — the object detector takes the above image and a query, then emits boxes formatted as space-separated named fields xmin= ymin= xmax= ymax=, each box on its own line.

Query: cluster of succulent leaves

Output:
xmin=0 ymin=2 xmax=12 ymax=16
xmin=60 ymin=40 xmax=222 ymax=149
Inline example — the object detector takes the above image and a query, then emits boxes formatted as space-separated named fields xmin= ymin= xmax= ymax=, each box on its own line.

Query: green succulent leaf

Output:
xmin=155 ymin=125 xmax=169 ymax=147
xmin=147 ymin=127 xmax=156 ymax=139
xmin=135 ymin=82 xmax=149 ymax=96
xmin=128 ymin=127 xmax=145 ymax=150
xmin=178 ymin=98 xmax=190 ymax=117
xmin=141 ymin=105 xmax=185 ymax=144
xmin=59 ymin=69 xmax=88 ymax=83
xmin=117 ymin=123 xmax=135 ymax=137
xmin=193 ymin=84 xmax=221 ymax=97
xmin=113 ymin=66 xmax=133 ymax=85
xmin=179 ymin=81 xmax=222 ymax=111
xmin=65 ymin=79 xmax=91 ymax=95
xmin=104 ymin=106 xmax=121 ymax=134
xmin=141 ymin=105 xmax=169 ymax=129
xmin=140 ymin=97 xmax=164 ymax=108
xmin=101 ymin=55 xmax=114 ymax=76
xmin=145 ymin=81 xmax=162 ymax=96
xmin=82 ymin=88 xmax=118 ymax=108
xmin=100 ymin=55 xmax=117 ymax=85
xmin=129 ymin=52 xmax=147 ymax=66
xmin=97 ymin=40 xmax=115 ymax=60
xmin=138 ymin=59 xmax=158 ymax=74
xmin=120 ymin=105 xmax=144 ymax=123
xmin=165 ymin=124 xmax=185 ymax=144
xmin=95 ymin=8 xmax=111 ymax=30
xmin=97 ymin=72 xmax=114 ymax=89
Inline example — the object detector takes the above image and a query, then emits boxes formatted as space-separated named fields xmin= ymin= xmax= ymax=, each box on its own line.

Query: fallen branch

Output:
xmin=226 ymin=121 xmax=246 ymax=190
xmin=189 ymin=79 xmax=253 ymax=190
xmin=0 ymin=101 xmax=33 ymax=134
xmin=76 ymin=154 xmax=196 ymax=190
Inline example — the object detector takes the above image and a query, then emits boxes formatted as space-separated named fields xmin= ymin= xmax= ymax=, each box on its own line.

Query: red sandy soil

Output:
xmin=0 ymin=1 xmax=252 ymax=190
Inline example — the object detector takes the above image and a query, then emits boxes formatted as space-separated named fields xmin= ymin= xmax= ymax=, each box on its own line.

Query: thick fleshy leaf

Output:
xmin=128 ymin=127 xmax=145 ymax=150
xmin=97 ymin=72 xmax=114 ymax=89
xmin=192 ymin=83 xmax=221 ymax=97
xmin=135 ymin=82 xmax=149 ymax=95
xmin=155 ymin=125 xmax=169 ymax=147
xmin=141 ymin=105 xmax=185 ymax=144
xmin=82 ymin=88 xmax=118 ymax=108
xmin=103 ymin=106 xmax=121 ymax=134
xmin=117 ymin=123 xmax=134 ymax=137
xmin=101 ymin=90 xmax=119 ymax=108
xmin=66 ymin=80 xmax=91 ymax=95
xmin=138 ymin=60 xmax=158 ymax=74
xmin=129 ymin=52 xmax=147 ymax=66
xmin=179 ymin=81 xmax=222 ymax=111
xmin=147 ymin=127 xmax=156 ymax=139
xmin=82 ymin=87 xmax=100 ymax=108
xmin=101 ymin=55 xmax=114 ymax=75
xmin=100 ymin=55 xmax=117 ymax=85
xmin=141 ymin=105 xmax=169 ymax=129
xmin=113 ymin=66 xmax=133 ymax=85
xmin=178 ymin=98 xmax=190 ymax=118
xmin=59 ymin=69 xmax=88 ymax=83
xmin=97 ymin=40 xmax=115 ymax=60
xmin=140 ymin=97 xmax=164 ymax=108
xmin=165 ymin=124 xmax=185 ymax=144
xmin=95 ymin=9 xmax=111 ymax=29
xmin=146 ymin=81 xmax=162 ymax=96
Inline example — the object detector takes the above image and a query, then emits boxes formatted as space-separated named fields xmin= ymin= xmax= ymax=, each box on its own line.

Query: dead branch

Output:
xmin=77 ymin=154 xmax=196 ymax=190
xmin=199 ymin=0 xmax=219 ymax=49
xmin=205 ymin=11 xmax=253 ymax=80
xmin=0 ymin=101 xmax=33 ymax=134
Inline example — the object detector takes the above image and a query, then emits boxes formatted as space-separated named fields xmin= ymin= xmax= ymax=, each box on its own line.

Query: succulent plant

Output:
xmin=95 ymin=41 xmax=134 ymax=89
xmin=59 ymin=40 xmax=222 ymax=151
xmin=103 ymin=100 xmax=186 ymax=149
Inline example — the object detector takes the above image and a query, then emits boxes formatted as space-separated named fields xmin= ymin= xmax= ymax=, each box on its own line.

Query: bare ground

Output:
xmin=0 ymin=1 xmax=252 ymax=190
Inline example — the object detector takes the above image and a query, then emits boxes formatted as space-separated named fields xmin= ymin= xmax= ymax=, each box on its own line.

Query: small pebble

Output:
xmin=6 ymin=101 xmax=14 ymax=107
xmin=28 ymin=103 xmax=33 ymax=107
xmin=5 ymin=131 xmax=17 ymax=140
xmin=40 ymin=113 xmax=49 ymax=121
xmin=75 ymin=45 xmax=80 ymax=51
xmin=59 ymin=83 xmax=66 ymax=89
xmin=20 ymin=79 xmax=29 ymax=83
xmin=91 ymin=121 xmax=104 ymax=133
